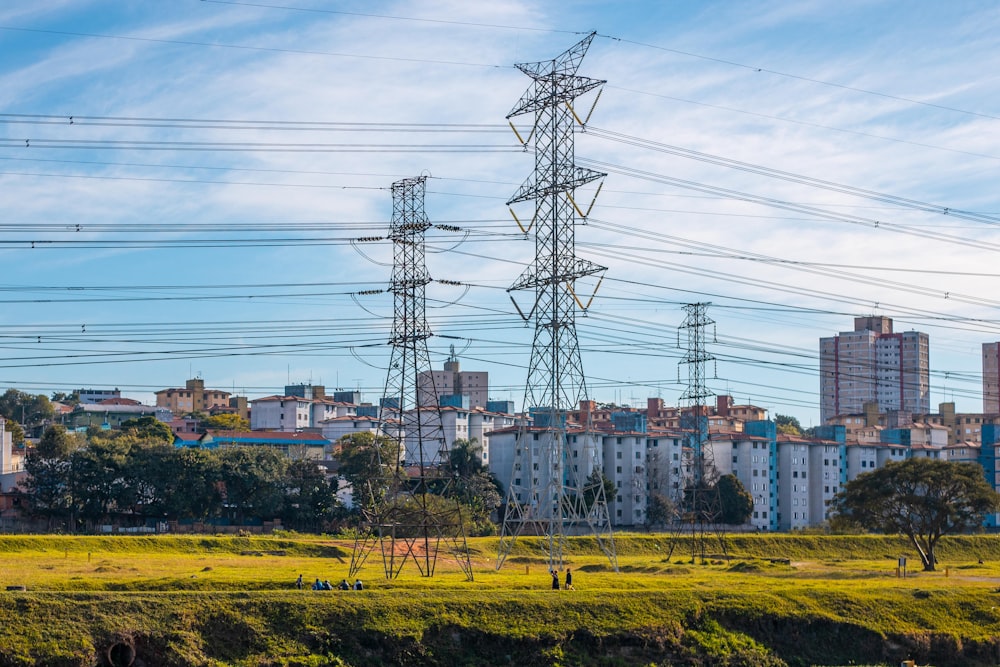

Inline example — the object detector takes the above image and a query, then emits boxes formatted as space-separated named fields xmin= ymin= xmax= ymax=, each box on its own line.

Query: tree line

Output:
xmin=21 ymin=423 xmax=341 ymax=532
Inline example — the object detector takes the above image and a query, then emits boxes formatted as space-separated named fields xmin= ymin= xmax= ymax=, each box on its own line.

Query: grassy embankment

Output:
xmin=1 ymin=533 xmax=1000 ymax=666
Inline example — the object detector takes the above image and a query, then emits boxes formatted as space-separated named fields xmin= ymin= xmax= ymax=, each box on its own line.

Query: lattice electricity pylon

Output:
xmin=349 ymin=176 xmax=473 ymax=582
xmin=667 ymin=302 xmax=728 ymax=563
xmin=496 ymin=32 xmax=618 ymax=573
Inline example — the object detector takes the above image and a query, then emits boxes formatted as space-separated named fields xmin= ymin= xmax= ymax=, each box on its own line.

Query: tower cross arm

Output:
xmin=508 ymin=258 xmax=606 ymax=292
xmin=506 ymin=167 xmax=605 ymax=205
xmin=507 ymin=76 xmax=605 ymax=119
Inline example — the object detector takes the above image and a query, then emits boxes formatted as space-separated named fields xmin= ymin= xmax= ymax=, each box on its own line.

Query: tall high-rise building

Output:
xmin=819 ymin=316 xmax=929 ymax=423
xmin=984 ymin=342 xmax=1000 ymax=415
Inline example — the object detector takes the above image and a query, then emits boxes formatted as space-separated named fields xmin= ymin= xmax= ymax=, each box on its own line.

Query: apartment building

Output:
xmin=416 ymin=350 xmax=489 ymax=409
xmin=985 ymin=342 xmax=1000 ymax=415
xmin=820 ymin=316 xmax=929 ymax=423
xmin=155 ymin=378 xmax=232 ymax=415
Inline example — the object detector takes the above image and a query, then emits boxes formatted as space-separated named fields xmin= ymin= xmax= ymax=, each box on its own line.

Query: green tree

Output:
xmin=645 ymin=492 xmax=676 ymax=529
xmin=583 ymin=469 xmax=616 ymax=511
xmin=451 ymin=470 xmax=502 ymax=535
xmin=126 ymin=444 xmax=222 ymax=521
xmin=164 ymin=447 xmax=223 ymax=520
xmin=6 ymin=420 xmax=24 ymax=447
xmin=716 ymin=474 xmax=754 ymax=525
xmin=68 ymin=438 xmax=134 ymax=528
xmin=204 ymin=413 xmax=250 ymax=431
xmin=831 ymin=458 xmax=1000 ymax=571
xmin=337 ymin=432 xmax=401 ymax=510
xmin=217 ymin=447 xmax=288 ymax=523
xmin=281 ymin=458 xmax=339 ymax=531
xmin=36 ymin=425 xmax=82 ymax=459
xmin=21 ymin=448 xmax=73 ymax=529
xmin=50 ymin=391 xmax=79 ymax=405
xmin=119 ymin=416 xmax=174 ymax=444
xmin=449 ymin=438 xmax=484 ymax=477
xmin=0 ymin=390 xmax=54 ymax=432
xmin=774 ymin=414 xmax=803 ymax=437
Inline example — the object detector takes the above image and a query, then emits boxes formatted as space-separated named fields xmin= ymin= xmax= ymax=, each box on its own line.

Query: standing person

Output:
xmin=295 ymin=574 xmax=303 ymax=590
xmin=564 ymin=568 xmax=573 ymax=590
xmin=551 ymin=570 xmax=560 ymax=590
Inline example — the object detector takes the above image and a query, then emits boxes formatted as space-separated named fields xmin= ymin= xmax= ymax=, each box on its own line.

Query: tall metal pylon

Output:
xmin=496 ymin=32 xmax=618 ymax=572
xmin=669 ymin=302 xmax=727 ymax=562
xmin=350 ymin=176 xmax=473 ymax=581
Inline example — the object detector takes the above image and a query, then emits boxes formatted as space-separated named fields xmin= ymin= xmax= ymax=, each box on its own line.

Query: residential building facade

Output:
xmin=155 ymin=378 xmax=232 ymax=415
xmin=820 ymin=316 xmax=930 ymax=423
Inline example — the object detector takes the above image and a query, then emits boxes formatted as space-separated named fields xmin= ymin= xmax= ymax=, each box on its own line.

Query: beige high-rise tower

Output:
xmin=983 ymin=342 xmax=1000 ymax=414
xmin=819 ymin=316 xmax=930 ymax=423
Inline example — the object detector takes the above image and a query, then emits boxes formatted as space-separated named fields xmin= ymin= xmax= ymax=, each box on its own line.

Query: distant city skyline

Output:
xmin=1 ymin=1 xmax=999 ymax=427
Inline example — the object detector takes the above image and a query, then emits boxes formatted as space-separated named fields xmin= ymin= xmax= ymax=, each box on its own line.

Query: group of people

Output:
xmin=550 ymin=567 xmax=574 ymax=591
xmin=296 ymin=574 xmax=363 ymax=591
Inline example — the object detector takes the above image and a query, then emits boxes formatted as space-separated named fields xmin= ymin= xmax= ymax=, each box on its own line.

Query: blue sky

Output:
xmin=0 ymin=0 xmax=999 ymax=427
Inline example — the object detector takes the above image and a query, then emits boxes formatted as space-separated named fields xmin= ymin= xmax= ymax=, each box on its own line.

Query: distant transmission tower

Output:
xmin=350 ymin=176 xmax=473 ymax=581
xmin=496 ymin=32 xmax=618 ymax=572
xmin=670 ymin=302 xmax=727 ymax=562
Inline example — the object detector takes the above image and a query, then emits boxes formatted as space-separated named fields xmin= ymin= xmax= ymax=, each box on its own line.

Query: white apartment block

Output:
xmin=809 ymin=442 xmax=843 ymax=522
xmin=777 ymin=440 xmax=811 ymax=531
xmin=844 ymin=443 xmax=879 ymax=481
xmin=645 ymin=432 xmax=684 ymax=501
xmin=251 ymin=396 xmax=359 ymax=433
xmin=320 ymin=415 xmax=382 ymax=443
xmin=720 ymin=435 xmax=774 ymax=531
xmin=603 ymin=432 xmax=647 ymax=527
xmin=250 ymin=395 xmax=314 ymax=432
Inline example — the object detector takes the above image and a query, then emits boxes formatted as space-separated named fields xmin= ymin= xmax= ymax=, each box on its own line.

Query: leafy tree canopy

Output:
xmin=0 ymin=390 xmax=54 ymax=428
xmin=36 ymin=425 xmax=83 ymax=459
xmin=774 ymin=414 xmax=803 ymax=436
xmin=716 ymin=474 xmax=754 ymax=525
xmin=119 ymin=416 xmax=174 ymax=444
xmin=5 ymin=420 xmax=25 ymax=446
xmin=50 ymin=391 xmax=79 ymax=405
xmin=204 ymin=413 xmax=250 ymax=431
xmin=449 ymin=438 xmax=484 ymax=478
xmin=337 ymin=432 xmax=399 ymax=482
xmin=645 ymin=493 xmax=676 ymax=529
xmin=583 ymin=469 xmax=615 ymax=511
xmin=831 ymin=458 xmax=1000 ymax=571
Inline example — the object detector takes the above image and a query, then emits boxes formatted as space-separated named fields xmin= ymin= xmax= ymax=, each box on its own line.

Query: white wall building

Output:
xmin=250 ymin=395 xmax=313 ymax=432
xmin=776 ymin=439 xmax=811 ymax=531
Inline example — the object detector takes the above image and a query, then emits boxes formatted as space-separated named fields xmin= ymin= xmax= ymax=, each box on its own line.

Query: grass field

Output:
xmin=2 ymin=533 xmax=1000 ymax=666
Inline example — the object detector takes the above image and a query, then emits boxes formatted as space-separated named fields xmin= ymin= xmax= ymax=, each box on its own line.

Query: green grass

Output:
xmin=0 ymin=533 xmax=999 ymax=665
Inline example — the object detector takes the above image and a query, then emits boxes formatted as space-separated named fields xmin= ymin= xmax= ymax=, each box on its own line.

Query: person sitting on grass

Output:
xmin=338 ymin=578 xmax=351 ymax=590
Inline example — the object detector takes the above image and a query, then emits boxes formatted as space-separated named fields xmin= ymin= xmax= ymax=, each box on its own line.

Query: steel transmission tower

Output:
xmin=350 ymin=176 xmax=473 ymax=581
xmin=671 ymin=302 xmax=727 ymax=562
xmin=496 ymin=32 xmax=618 ymax=572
